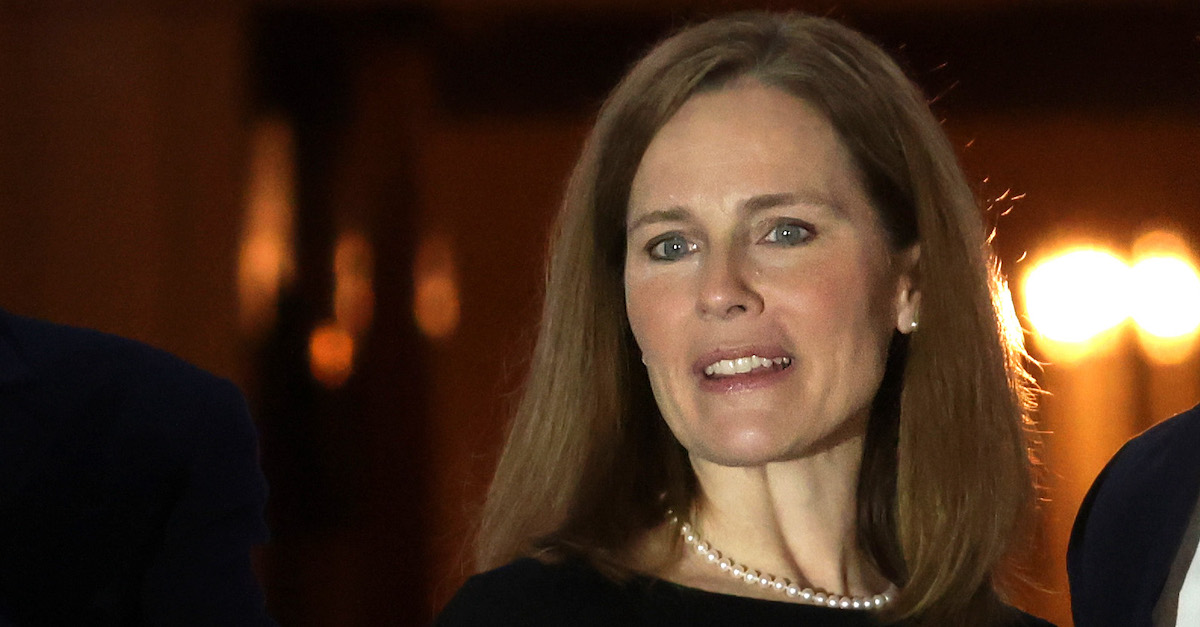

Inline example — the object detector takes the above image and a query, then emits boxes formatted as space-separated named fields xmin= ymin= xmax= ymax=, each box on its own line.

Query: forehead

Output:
xmin=628 ymin=81 xmax=861 ymax=216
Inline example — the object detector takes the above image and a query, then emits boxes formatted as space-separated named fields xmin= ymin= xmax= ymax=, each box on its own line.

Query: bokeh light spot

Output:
xmin=1023 ymin=248 xmax=1130 ymax=344
xmin=238 ymin=116 xmax=296 ymax=336
xmin=309 ymin=321 xmax=356 ymax=388
xmin=414 ymin=233 xmax=460 ymax=339
xmin=1129 ymin=256 xmax=1200 ymax=339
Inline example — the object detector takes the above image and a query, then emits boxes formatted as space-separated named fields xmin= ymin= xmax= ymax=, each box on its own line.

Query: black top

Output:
xmin=1068 ymin=403 xmax=1200 ymax=627
xmin=436 ymin=558 xmax=1055 ymax=627
xmin=0 ymin=310 xmax=274 ymax=626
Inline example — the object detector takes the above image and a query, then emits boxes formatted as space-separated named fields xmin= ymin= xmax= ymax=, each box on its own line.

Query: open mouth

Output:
xmin=703 ymin=355 xmax=793 ymax=379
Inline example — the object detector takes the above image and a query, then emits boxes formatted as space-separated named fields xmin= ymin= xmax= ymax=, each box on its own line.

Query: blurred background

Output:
xmin=1 ymin=0 xmax=1198 ymax=624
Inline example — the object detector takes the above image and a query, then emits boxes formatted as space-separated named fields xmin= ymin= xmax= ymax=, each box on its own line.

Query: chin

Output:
xmin=686 ymin=429 xmax=809 ymax=467
xmin=680 ymin=412 xmax=867 ymax=467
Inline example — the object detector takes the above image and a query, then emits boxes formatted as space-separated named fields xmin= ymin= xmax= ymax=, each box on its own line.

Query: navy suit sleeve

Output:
xmin=0 ymin=311 xmax=278 ymax=625
xmin=139 ymin=376 xmax=275 ymax=626
xmin=1067 ymin=406 xmax=1200 ymax=627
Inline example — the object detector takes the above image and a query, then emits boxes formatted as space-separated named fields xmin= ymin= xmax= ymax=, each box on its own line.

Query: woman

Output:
xmin=438 ymin=11 xmax=1050 ymax=626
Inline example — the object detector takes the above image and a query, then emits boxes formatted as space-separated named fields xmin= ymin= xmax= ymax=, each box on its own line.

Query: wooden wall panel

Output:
xmin=0 ymin=3 xmax=246 ymax=381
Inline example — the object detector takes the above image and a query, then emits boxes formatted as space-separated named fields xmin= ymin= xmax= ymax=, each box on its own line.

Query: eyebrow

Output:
xmin=742 ymin=192 xmax=804 ymax=214
xmin=626 ymin=207 xmax=691 ymax=234
xmin=626 ymin=191 xmax=840 ymax=233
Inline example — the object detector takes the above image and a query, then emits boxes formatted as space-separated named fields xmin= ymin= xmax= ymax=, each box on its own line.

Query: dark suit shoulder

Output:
xmin=1078 ymin=403 xmax=1200 ymax=521
xmin=0 ymin=310 xmax=271 ymax=625
xmin=1110 ymin=403 xmax=1200 ymax=467
xmin=1067 ymin=403 xmax=1200 ymax=626
xmin=0 ymin=310 xmax=254 ymax=454
xmin=1075 ymin=403 xmax=1200 ymax=515
xmin=0 ymin=310 xmax=233 ymax=399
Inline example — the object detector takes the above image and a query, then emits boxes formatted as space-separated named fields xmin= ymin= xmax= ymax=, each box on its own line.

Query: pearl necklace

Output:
xmin=668 ymin=511 xmax=898 ymax=611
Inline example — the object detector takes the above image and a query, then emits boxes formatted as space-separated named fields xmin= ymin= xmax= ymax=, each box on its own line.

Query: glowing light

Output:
xmin=1128 ymin=231 xmax=1200 ymax=364
xmin=238 ymin=116 xmax=297 ymax=336
xmin=309 ymin=321 xmax=356 ymax=388
xmin=1129 ymin=256 xmax=1200 ymax=339
xmin=414 ymin=233 xmax=460 ymax=339
xmin=1023 ymin=249 xmax=1130 ymax=344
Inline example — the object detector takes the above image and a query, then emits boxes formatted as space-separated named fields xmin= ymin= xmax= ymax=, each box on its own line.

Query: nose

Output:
xmin=696 ymin=248 xmax=764 ymax=319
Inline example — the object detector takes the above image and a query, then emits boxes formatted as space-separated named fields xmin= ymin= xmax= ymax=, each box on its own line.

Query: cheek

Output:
xmin=625 ymin=274 xmax=692 ymax=426
xmin=624 ymin=271 xmax=687 ymax=356
xmin=765 ymin=257 xmax=895 ymax=339
xmin=765 ymin=259 xmax=857 ymax=313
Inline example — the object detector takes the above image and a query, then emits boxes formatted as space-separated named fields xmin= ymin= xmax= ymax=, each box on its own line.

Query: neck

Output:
xmin=682 ymin=432 xmax=889 ymax=598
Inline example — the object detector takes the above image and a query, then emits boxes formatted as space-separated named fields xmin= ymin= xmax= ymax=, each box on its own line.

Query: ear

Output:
xmin=894 ymin=245 xmax=921 ymax=334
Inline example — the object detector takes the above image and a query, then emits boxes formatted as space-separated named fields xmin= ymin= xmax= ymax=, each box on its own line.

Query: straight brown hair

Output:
xmin=475 ymin=12 xmax=1037 ymax=625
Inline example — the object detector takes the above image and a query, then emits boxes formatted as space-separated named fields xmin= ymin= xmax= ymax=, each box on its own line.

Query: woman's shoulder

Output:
xmin=434 ymin=557 xmax=634 ymax=626
xmin=1016 ymin=612 xmax=1057 ymax=627
xmin=1001 ymin=604 xmax=1057 ymax=627
xmin=434 ymin=559 xmax=1057 ymax=627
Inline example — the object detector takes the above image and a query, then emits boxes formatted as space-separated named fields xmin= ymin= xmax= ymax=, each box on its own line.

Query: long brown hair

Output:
xmin=476 ymin=12 xmax=1036 ymax=625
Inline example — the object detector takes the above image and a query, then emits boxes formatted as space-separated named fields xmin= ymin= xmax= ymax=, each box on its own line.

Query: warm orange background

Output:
xmin=2 ymin=2 xmax=1198 ymax=625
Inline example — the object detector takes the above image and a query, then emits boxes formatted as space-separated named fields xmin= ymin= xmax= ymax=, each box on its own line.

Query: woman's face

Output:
xmin=624 ymin=81 xmax=918 ymax=467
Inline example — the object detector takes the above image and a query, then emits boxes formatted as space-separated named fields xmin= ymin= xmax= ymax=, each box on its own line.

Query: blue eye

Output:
xmin=763 ymin=221 xmax=815 ymax=246
xmin=647 ymin=234 xmax=694 ymax=261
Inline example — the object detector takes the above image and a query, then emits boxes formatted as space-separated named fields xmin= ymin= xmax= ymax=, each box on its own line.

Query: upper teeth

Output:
xmin=704 ymin=355 xmax=791 ymax=377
